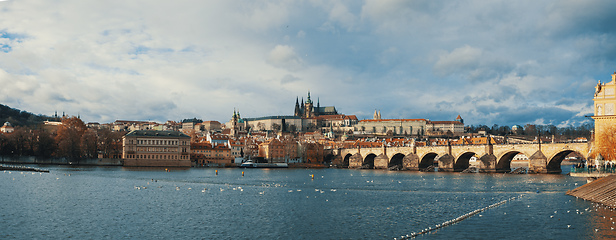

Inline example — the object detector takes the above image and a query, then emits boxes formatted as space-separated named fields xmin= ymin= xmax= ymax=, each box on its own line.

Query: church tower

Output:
xmin=373 ymin=110 xmax=381 ymax=120
xmin=304 ymin=91 xmax=314 ymax=118
xmin=294 ymin=97 xmax=301 ymax=117
xmin=231 ymin=109 xmax=239 ymax=137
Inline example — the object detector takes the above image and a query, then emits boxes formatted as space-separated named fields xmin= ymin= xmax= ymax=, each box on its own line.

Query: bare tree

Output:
xmin=55 ymin=116 xmax=87 ymax=161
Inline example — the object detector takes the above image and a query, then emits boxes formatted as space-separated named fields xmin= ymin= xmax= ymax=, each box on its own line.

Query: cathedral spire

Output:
xmin=295 ymin=97 xmax=301 ymax=117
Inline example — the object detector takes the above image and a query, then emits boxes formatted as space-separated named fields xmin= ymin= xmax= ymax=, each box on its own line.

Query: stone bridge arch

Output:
xmin=494 ymin=150 xmax=534 ymax=173
xmin=419 ymin=152 xmax=439 ymax=170
xmin=363 ymin=153 xmax=377 ymax=169
xmin=342 ymin=153 xmax=352 ymax=167
xmin=454 ymin=152 xmax=478 ymax=171
xmin=389 ymin=153 xmax=405 ymax=168
xmin=546 ymin=150 xmax=587 ymax=173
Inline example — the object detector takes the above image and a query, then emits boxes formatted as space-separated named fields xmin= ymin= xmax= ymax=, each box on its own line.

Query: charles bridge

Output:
xmin=336 ymin=141 xmax=590 ymax=173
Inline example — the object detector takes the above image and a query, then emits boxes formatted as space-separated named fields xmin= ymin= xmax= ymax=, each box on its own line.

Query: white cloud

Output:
xmin=267 ymin=45 xmax=304 ymax=71
xmin=434 ymin=45 xmax=482 ymax=77
xmin=0 ymin=0 xmax=611 ymax=127
xmin=297 ymin=30 xmax=306 ymax=38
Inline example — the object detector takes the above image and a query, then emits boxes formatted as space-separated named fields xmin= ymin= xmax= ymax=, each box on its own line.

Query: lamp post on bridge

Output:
xmin=537 ymin=130 xmax=542 ymax=151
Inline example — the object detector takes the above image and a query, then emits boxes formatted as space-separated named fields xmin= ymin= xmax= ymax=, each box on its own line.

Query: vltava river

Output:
xmin=1 ymin=166 xmax=613 ymax=239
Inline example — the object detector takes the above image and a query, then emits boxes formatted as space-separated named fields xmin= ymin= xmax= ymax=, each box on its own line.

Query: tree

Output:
xmin=55 ymin=116 xmax=87 ymax=160
xmin=288 ymin=124 xmax=297 ymax=133
xmin=9 ymin=127 xmax=31 ymax=156
xmin=271 ymin=123 xmax=281 ymax=132
xmin=81 ymin=129 xmax=98 ymax=159
xmin=524 ymin=124 xmax=538 ymax=136
xmin=0 ymin=132 xmax=15 ymax=155
xmin=33 ymin=129 xmax=55 ymax=157
xmin=594 ymin=125 xmax=616 ymax=160
xmin=97 ymin=128 xmax=123 ymax=159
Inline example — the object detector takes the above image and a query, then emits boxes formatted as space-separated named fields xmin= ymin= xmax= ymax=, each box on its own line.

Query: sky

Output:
xmin=1 ymin=0 xmax=615 ymax=127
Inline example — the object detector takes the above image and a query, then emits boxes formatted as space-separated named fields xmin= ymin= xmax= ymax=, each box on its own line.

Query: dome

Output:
xmin=3 ymin=121 xmax=11 ymax=127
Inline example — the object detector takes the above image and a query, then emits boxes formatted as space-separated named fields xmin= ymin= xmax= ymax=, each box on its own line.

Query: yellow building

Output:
xmin=592 ymin=71 xmax=616 ymax=158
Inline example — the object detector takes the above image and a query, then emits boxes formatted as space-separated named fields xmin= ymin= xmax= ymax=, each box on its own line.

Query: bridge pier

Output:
xmin=479 ymin=154 xmax=497 ymax=173
xmin=403 ymin=154 xmax=420 ymax=171
xmin=375 ymin=154 xmax=389 ymax=169
xmin=438 ymin=154 xmax=455 ymax=172
xmin=529 ymin=150 xmax=548 ymax=174
xmin=349 ymin=153 xmax=363 ymax=168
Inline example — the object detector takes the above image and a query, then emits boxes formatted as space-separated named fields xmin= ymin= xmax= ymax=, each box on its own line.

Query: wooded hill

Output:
xmin=0 ymin=104 xmax=52 ymax=126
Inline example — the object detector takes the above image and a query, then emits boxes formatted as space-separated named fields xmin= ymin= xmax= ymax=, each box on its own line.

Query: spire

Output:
xmin=295 ymin=97 xmax=301 ymax=117
xmin=317 ymin=97 xmax=320 ymax=110
xmin=306 ymin=91 xmax=312 ymax=104
xmin=374 ymin=110 xmax=378 ymax=120
xmin=378 ymin=110 xmax=381 ymax=120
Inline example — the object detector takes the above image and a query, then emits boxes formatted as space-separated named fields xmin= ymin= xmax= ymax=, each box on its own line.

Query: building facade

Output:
xmin=259 ymin=138 xmax=285 ymax=162
xmin=426 ymin=120 xmax=465 ymax=136
xmin=593 ymin=71 xmax=616 ymax=157
xmin=354 ymin=115 xmax=465 ymax=136
xmin=122 ymin=130 xmax=191 ymax=167
xmin=355 ymin=119 xmax=428 ymax=135
xmin=191 ymin=142 xmax=233 ymax=166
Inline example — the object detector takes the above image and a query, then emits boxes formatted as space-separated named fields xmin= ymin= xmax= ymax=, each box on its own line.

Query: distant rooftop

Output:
xmin=243 ymin=115 xmax=301 ymax=121
xmin=125 ymin=130 xmax=190 ymax=138
xmin=360 ymin=119 xmax=427 ymax=122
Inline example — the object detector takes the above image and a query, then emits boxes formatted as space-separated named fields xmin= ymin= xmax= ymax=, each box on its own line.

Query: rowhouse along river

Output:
xmin=2 ymin=165 xmax=615 ymax=239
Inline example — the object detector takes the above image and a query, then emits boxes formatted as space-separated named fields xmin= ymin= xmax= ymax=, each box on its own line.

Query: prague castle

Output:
xmin=294 ymin=91 xmax=338 ymax=118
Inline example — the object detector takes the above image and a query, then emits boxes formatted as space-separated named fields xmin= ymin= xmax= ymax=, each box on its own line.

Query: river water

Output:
xmin=1 ymin=165 xmax=614 ymax=239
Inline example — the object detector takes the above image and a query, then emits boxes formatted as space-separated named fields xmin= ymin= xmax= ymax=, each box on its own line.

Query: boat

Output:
xmin=240 ymin=160 xmax=288 ymax=168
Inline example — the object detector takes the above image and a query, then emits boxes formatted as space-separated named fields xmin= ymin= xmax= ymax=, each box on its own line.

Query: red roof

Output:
xmin=429 ymin=121 xmax=463 ymax=125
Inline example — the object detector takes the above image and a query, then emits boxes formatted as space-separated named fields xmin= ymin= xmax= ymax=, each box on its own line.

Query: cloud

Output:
xmin=297 ymin=30 xmax=306 ymax=38
xmin=0 ymin=0 xmax=613 ymax=127
xmin=434 ymin=45 xmax=482 ymax=76
xmin=266 ymin=45 xmax=304 ymax=71
xmin=280 ymin=74 xmax=300 ymax=84
xmin=433 ymin=45 xmax=514 ymax=82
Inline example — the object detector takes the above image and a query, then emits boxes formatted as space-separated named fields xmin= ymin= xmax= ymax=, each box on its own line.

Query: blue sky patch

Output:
xmin=0 ymin=31 xmax=27 ymax=53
